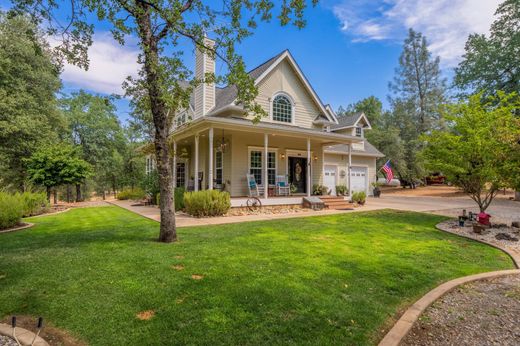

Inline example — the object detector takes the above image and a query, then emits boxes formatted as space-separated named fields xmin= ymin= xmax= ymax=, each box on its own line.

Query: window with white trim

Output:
xmin=215 ymin=151 xmax=223 ymax=186
xmin=272 ymin=94 xmax=292 ymax=123
xmin=175 ymin=112 xmax=187 ymax=128
xmin=249 ymin=151 xmax=262 ymax=184
xmin=176 ymin=162 xmax=186 ymax=188
xmin=355 ymin=127 xmax=363 ymax=137
xmin=267 ymin=152 xmax=276 ymax=185
xmin=249 ymin=150 xmax=277 ymax=186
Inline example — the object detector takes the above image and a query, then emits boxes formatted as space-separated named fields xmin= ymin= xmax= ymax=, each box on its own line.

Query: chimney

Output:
xmin=194 ymin=37 xmax=216 ymax=118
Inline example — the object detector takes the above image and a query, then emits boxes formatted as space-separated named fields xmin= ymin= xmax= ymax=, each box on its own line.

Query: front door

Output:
xmin=288 ymin=157 xmax=307 ymax=193
xmin=324 ymin=165 xmax=337 ymax=195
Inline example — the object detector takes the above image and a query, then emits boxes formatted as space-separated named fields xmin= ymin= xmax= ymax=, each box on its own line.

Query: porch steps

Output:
xmin=319 ymin=196 xmax=355 ymax=210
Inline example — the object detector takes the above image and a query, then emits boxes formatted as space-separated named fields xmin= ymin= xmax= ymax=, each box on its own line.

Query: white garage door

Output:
xmin=350 ymin=167 xmax=367 ymax=193
xmin=323 ymin=165 xmax=337 ymax=195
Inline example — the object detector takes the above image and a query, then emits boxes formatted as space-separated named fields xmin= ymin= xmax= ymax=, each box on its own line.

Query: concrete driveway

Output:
xmin=367 ymin=194 xmax=520 ymax=224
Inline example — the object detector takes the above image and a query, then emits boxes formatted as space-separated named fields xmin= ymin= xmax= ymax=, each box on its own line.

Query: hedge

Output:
xmin=117 ymin=188 xmax=146 ymax=200
xmin=183 ymin=190 xmax=231 ymax=217
xmin=0 ymin=191 xmax=49 ymax=230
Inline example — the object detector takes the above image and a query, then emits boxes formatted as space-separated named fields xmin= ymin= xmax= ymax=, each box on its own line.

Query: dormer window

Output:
xmin=355 ymin=127 xmax=363 ymax=137
xmin=272 ymin=94 xmax=293 ymax=123
xmin=176 ymin=112 xmax=187 ymax=128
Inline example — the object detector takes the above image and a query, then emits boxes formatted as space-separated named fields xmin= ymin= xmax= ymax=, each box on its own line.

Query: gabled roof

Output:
xmin=331 ymin=112 xmax=372 ymax=131
xmin=208 ymin=50 xmax=337 ymax=123
xmin=324 ymin=141 xmax=384 ymax=158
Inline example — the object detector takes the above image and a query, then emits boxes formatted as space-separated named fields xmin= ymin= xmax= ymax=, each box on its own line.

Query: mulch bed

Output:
xmin=402 ymin=275 xmax=520 ymax=346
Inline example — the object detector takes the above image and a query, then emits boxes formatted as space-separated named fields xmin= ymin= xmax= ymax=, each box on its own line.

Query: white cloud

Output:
xmin=332 ymin=0 xmax=501 ymax=66
xmin=50 ymin=32 xmax=140 ymax=95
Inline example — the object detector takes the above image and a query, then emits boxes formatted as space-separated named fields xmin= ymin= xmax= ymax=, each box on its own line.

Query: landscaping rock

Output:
xmin=495 ymin=233 xmax=519 ymax=242
xmin=512 ymin=221 xmax=520 ymax=228
xmin=0 ymin=335 xmax=17 ymax=346
xmin=402 ymin=275 xmax=520 ymax=346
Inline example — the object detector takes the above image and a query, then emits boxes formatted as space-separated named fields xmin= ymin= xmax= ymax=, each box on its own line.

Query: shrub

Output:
xmin=335 ymin=185 xmax=348 ymax=196
xmin=352 ymin=191 xmax=367 ymax=204
xmin=312 ymin=184 xmax=329 ymax=196
xmin=19 ymin=192 xmax=49 ymax=216
xmin=117 ymin=188 xmax=146 ymax=200
xmin=0 ymin=192 xmax=24 ymax=229
xmin=155 ymin=187 xmax=186 ymax=211
xmin=184 ymin=190 xmax=231 ymax=217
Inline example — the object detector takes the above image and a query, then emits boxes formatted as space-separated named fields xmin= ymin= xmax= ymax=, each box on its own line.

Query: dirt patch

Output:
xmin=174 ymin=255 xmax=185 ymax=260
xmin=401 ymin=275 xmax=520 ymax=346
xmin=0 ymin=315 xmax=86 ymax=346
xmin=135 ymin=310 xmax=155 ymax=321
xmin=191 ymin=274 xmax=204 ymax=280
xmin=171 ymin=265 xmax=184 ymax=271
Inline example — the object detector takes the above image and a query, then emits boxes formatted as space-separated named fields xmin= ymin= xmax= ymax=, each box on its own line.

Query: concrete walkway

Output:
xmin=109 ymin=194 xmax=520 ymax=228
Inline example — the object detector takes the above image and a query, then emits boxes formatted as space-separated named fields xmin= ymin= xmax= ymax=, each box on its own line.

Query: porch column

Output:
xmin=264 ymin=133 xmax=268 ymax=199
xmin=208 ymin=128 xmax=214 ymax=190
xmin=348 ymin=144 xmax=352 ymax=198
xmin=194 ymin=134 xmax=199 ymax=191
xmin=307 ymin=138 xmax=311 ymax=197
xmin=173 ymin=140 xmax=177 ymax=188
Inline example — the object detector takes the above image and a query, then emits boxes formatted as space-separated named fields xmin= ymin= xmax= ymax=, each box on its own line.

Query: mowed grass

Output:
xmin=0 ymin=206 xmax=514 ymax=345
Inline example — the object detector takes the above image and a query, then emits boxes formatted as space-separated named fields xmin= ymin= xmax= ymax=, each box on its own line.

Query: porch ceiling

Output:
xmin=171 ymin=116 xmax=363 ymax=145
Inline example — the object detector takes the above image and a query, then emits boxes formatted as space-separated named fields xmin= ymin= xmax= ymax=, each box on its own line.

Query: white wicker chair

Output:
xmin=246 ymin=174 xmax=264 ymax=197
xmin=275 ymin=175 xmax=290 ymax=196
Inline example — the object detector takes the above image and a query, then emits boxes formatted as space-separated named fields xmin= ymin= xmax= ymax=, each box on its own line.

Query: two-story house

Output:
xmin=147 ymin=40 xmax=384 ymax=207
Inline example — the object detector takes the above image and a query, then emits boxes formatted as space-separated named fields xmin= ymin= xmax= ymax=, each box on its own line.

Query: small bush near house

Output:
xmin=117 ymin=188 xmax=146 ymax=200
xmin=312 ymin=184 xmax=329 ymax=196
xmin=0 ymin=192 xmax=24 ymax=229
xmin=335 ymin=185 xmax=348 ymax=196
xmin=352 ymin=191 xmax=367 ymax=204
xmin=155 ymin=187 xmax=186 ymax=211
xmin=19 ymin=192 xmax=50 ymax=217
xmin=184 ymin=190 xmax=231 ymax=217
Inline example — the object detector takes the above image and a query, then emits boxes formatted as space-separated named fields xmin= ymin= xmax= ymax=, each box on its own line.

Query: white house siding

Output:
xmin=254 ymin=59 xmax=322 ymax=130
xmin=323 ymin=153 xmax=377 ymax=196
xmin=229 ymin=131 xmax=324 ymax=197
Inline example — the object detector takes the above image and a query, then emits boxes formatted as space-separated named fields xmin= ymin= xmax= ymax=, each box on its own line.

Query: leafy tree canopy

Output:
xmin=421 ymin=92 xmax=520 ymax=211
xmin=0 ymin=12 xmax=64 ymax=189
xmin=455 ymin=0 xmax=520 ymax=97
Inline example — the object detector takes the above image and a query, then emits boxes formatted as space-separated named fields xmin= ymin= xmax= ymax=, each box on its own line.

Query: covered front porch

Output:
xmin=170 ymin=117 xmax=361 ymax=207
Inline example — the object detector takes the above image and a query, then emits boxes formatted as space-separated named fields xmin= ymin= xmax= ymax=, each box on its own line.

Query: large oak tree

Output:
xmin=11 ymin=0 xmax=318 ymax=242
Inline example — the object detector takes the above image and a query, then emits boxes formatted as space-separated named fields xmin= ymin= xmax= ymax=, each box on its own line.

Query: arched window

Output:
xmin=272 ymin=94 xmax=292 ymax=123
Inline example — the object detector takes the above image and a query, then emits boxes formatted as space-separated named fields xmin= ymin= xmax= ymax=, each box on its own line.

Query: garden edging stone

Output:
xmin=0 ymin=323 xmax=49 ymax=346
xmin=378 ymin=220 xmax=520 ymax=346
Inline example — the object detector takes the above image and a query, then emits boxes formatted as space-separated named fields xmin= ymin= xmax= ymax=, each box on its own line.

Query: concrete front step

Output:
xmin=318 ymin=196 xmax=354 ymax=210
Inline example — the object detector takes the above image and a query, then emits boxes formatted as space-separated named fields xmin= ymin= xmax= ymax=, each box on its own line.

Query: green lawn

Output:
xmin=0 ymin=207 xmax=514 ymax=345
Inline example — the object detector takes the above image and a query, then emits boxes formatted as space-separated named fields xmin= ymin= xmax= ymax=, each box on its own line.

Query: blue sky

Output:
xmin=41 ymin=0 xmax=501 ymax=122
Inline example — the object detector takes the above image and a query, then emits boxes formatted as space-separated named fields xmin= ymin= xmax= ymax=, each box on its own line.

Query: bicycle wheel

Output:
xmin=246 ymin=197 xmax=262 ymax=211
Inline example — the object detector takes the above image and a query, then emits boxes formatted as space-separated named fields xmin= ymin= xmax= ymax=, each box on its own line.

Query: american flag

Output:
xmin=382 ymin=160 xmax=393 ymax=183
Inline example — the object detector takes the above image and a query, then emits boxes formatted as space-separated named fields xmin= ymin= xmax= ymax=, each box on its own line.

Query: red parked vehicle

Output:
xmin=425 ymin=173 xmax=446 ymax=185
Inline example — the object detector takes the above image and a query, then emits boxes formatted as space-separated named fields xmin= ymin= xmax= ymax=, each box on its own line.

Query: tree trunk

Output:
xmin=515 ymin=191 xmax=520 ymax=201
xmin=136 ymin=4 xmax=177 ymax=243
xmin=76 ymin=184 xmax=82 ymax=202
xmin=66 ymin=185 xmax=72 ymax=203
xmin=46 ymin=186 xmax=51 ymax=202
xmin=53 ymin=189 xmax=58 ymax=205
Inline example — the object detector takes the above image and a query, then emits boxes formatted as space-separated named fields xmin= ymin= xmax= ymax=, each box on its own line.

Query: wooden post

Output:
xmin=208 ymin=128 xmax=214 ymax=190
xmin=194 ymin=134 xmax=199 ymax=191
xmin=348 ymin=144 xmax=352 ymax=198
xmin=307 ymin=138 xmax=311 ymax=197
xmin=173 ymin=140 xmax=177 ymax=188
xmin=264 ymin=133 xmax=269 ymax=199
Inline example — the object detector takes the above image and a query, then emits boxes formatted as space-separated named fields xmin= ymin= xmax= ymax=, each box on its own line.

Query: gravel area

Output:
xmin=0 ymin=335 xmax=17 ymax=346
xmin=437 ymin=220 xmax=520 ymax=255
xmin=402 ymin=275 xmax=520 ymax=346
